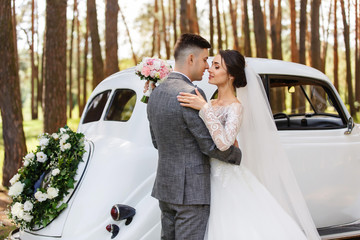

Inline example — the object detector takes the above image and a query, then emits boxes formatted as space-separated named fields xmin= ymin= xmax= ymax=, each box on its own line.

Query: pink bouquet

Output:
xmin=135 ymin=57 xmax=172 ymax=103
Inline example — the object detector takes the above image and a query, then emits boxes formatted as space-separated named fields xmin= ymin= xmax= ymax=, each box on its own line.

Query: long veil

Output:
xmin=236 ymin=65 xmax=320 ymax=239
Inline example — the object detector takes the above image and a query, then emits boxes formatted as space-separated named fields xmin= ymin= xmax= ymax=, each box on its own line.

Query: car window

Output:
xmin=82 ymin=90 xmax=111 ymax=124
xmin=268 ymin=77 xmax=346 ymax=130
xmin=105 ymin=89 xmax=136 ymax=122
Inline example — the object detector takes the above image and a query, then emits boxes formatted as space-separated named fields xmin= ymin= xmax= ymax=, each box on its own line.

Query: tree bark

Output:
xmin=209 ymin=0 xmax=214 ymax=55
xmin=289 ymin=0 xmax=298 ymax=63
xmin=180 ymin=0 xmax=188 ymax=33
xmin=172 ymin=0 xmax=177 ymax=44
xmin=340 ymin=0 xmax=356 ymax=116
xmin=242 ymin=0 xmax=252 ymax=56
xmin=68 ymin=0 xmax=77 ymax=119
xmin=355 ymin=0 xmax=360 ymax=107
xmin=299 ymin=0 xmax=307 ymax=64
xmin=0 ymin=0 xmax=27 ymax=187
xmin=161 ymin=0 xmax=171 ymax=58
xmin=229 ymin=0 xmax=239 ymax=50
xmin=31 ymin=0 xmax=38 ymax=119
xmin=252 ymin=0 xmax=267 ymax=58
xmin=333 ymin=0 xmax=339 ymax=90
xmin=81 ymin=16 xmax=89 ymax=116
xmin=76 ymin=3 xmax=81 ymax=117
xmin=44 ymin=0 xmax=67 ymax=133
xmin=310 ymin=0 xmax=321 ymax=70
xmin=105 ymin=0 xmax=119 ymax=77
xmin=215 ymin=0 xmax=222 ymax=51
xmin=188 ymin=0 xmax=200 ymax=34
xmin=87 ymin=0 xmax=104 ymax=89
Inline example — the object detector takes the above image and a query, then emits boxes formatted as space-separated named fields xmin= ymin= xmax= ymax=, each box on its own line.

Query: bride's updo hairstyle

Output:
xmin=219 ymin=50 xmax=247 ymax=88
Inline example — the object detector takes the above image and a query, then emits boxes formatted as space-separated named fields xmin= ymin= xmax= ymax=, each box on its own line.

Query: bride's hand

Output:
xmin=177 ymin=88 xmax=207 ymax=110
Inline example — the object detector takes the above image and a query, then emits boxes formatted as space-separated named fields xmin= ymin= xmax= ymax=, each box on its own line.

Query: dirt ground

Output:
xmin=0 ymin=186 xmax=14 ymax=230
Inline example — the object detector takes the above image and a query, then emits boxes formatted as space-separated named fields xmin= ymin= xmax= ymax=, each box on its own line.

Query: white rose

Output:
xmin=22 ymin=212 xmax=33 ymax=222
xmin=34 ymin=191 xmax=48 ymax=202
xmin=60 ymin=140 xmax=71 ymax=152
xmin=11 ymin=202 xmax=24 ymax=218
xmin=36 ymin=152 xmax=48 ymax=163
xmin=52 ymin=133 xmax=59 ymax=140
xmin=23 ymin=159 xmax=30 ymax=167
xmin=52 ymin=168 xmax=60 ymax=176
xmin=61 ymin=134 xmax=69 ymax=141
xmin=47 ymin=187 xmax=59 ymax=199
xmin=60 ymin=128 xmax=66 ymax=133
xmin=24 ymin=200 xmax=33 ymax=211
xmin=39 ymin=137 xmax=49 ymax=150
xmin=9 ymin=173 xmax=20 ymax=185
xmin=8 ymin=181 xmax=25 ymax=197
xmin=24 ymin=152 xmax=35 ymax=161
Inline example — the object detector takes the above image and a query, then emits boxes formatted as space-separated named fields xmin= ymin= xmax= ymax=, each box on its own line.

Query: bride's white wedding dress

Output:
xmin=199 ymin=101 xmax=307 ymax=240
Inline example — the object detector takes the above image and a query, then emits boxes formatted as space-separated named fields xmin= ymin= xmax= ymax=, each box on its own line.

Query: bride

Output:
xmin=177 ymin=50 xmax=320 ymax=239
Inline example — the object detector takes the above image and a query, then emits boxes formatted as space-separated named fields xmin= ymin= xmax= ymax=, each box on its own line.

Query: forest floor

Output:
xmin=0 ymin=186 xmax=16 ymax=240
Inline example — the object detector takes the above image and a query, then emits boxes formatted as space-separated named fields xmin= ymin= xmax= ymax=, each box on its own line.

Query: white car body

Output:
xmin=14 ymin=58 xmax=360 ymax=240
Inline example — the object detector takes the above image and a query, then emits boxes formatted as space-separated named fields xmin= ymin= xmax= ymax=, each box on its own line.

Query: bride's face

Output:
xmin=208 ymin=55 xmax=230 ymax=87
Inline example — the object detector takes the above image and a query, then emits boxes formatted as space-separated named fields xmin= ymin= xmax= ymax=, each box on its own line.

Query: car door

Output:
xmin=263 ymin=74 xmax=360 ymax=229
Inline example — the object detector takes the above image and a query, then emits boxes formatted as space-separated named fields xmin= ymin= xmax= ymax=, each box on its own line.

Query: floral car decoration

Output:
xmin=135 ymin=57 xmax=172 ymax=103
xmin=8 ymin=126 xmax=86 ymax=230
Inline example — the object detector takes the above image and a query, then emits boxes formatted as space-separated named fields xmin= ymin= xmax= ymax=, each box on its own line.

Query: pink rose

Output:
xmin=141 ymin=66 xmax=151 ymax=77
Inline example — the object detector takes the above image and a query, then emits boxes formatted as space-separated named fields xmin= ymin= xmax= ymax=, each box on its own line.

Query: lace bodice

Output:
xmin=199 ymin=101 xmax=243 ymax=151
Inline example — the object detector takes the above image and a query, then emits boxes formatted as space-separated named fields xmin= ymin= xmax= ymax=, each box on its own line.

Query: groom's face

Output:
xmin=191 ymin=49 xmax=209 ymax=81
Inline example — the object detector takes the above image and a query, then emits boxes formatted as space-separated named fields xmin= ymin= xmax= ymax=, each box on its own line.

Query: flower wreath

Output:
xmin=8 ymin=126 xmax=86 ymax=230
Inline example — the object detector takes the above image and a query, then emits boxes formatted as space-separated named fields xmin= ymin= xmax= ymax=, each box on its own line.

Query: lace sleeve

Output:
xmin=199 ymin=102 xmax=243 ymax=151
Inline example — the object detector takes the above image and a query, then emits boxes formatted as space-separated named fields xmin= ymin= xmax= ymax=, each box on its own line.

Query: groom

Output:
xmin=147 ymin=33 xmax=242 ymax=239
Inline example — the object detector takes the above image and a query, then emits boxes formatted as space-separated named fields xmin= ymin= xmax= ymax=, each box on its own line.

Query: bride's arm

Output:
xmin=199 ymin=103 xmax=242 ymax=151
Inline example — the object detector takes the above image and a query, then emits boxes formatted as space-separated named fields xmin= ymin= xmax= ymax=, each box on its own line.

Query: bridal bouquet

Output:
xmin=8 ymin=126 xmax=86 ymax=230
xmin=135 ymin=57 xmax=172 ymax=103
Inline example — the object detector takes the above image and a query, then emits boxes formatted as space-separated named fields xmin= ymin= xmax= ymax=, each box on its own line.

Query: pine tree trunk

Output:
xmin=276 ymin=0 xmax=282 ymax=59
xmin=333 ymin=0 xmax=339 ymax=90
xmin=68 ymin=0 xmax=76 ymax=119
xmin=180 ymin=0 xmax=188 ymax=33
xmin=172 ymin=0 xmax=177 ymax=44
xmin=105 ymin=0 xmax=119 ymax=77
xmin=119 ymin=5 xmax=137 ymax=64
xmin=0 ymin=0 xmax=27 ymax=187
xmin=188 ymin=0 xmax=199 ymax=34
xmin=310 ymin=0 xmax=321 ymax=70
xmin=44 ymin=0 xmax=67 ymax=133
xmin=209 ymin=0 xmax=214 ymax=55
xmin=156 ymin=0 xmax=161 ymax=57
xmin=340 ymin=0 xmax=356 ymax=116
xmin=289 ymin=0 xmax=298 ymax=63
xmin=269 ymin=0 xmax=278 ymax=59
xmin=229 ymin=0 xmax=239 ymax=50
xmin=87 ymin=0 xmax=104 ymax=89
xmin=81 ymin=17 xmax=89 ymax=116
xmin=299 ymin=0 xmax=307 ymax=64
xmin=215 ymin=0 xmax=222 ymax=51
xmin=31 ymin=0 xmax=38 ymax=119
xmin=355 ymin=0 xmax=360 ymax=107
xmin=252 ymin=0 xmax=267 ymax=58
xmin=161 ymin=0 xmax=170 ymax=58
xmin=76 ymin=5 xmax=81 ymax=117
xmin=242 ymin=0 xmax=252 ymax=57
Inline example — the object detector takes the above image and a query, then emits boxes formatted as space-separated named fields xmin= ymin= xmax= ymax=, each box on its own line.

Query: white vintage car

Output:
xmin=11 ymin=58 xmax=360 ymax=240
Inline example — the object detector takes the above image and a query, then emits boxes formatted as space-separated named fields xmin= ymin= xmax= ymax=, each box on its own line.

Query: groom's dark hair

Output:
xmin=174 ymin=34 xmax=211 ymax=61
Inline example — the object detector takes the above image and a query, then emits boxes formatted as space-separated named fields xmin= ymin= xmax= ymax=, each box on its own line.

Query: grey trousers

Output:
xmin=159 ymin=201 xmax=210 ymax=240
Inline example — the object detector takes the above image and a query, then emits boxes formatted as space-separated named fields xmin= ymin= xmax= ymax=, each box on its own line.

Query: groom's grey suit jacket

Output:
xmin=147 ymin=72 xmax=242 ymax=205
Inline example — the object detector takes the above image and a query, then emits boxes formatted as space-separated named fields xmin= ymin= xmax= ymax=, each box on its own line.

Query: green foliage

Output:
xmin=7 ymin=126 xmax=85 ymax=230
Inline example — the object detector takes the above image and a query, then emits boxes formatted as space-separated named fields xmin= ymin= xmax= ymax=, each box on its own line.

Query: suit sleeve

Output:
xmin=182 ymin=88 xmax=242 ymax=165
xmin=149 ymin=123 xmax=158 ymax=149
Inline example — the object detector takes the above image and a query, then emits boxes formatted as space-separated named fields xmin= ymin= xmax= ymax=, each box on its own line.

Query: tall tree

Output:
xmin=252 ymin=0 xmax=268 ymax=58
xmin=87 ymin=0 xmax=104 ymax=89
xmin=76 ymin=3 xmax=81 ymax=117
xmin=320 ymin=0 xmax=332 ymax=72
xmin=31 ymin=0 xmax=38 ymax=119
xmin=105 ymin=0 xmax=119 ymax=77
xmin=68 ymin=0 xmax=77 ymax=118
xmin=172 ymin=0 xmax=177 ymax=44
xmin=333 ymin=0 xmax=339 ymax=90
xmin=188 ymin=0 xmax=200 ymax=34
xmin=81 ymin=17 xmax=89 ymax=116
xmin=0 ymin=0 xmax=27 ymax=187
xmin=44 ymin=0 xmax=67 ymax=133
xmin=180 ymin=0 xmax=188 ymax=33
xmin=310 ymin=0 xmax=321 ymax=70
xmin=289 ymin=0 xmax=299 ymax=62
xmin=340 ymin=0 xmax=356 ymax=116
xmin=215 ymin=0 xmax=222 ymax=51
xmin=269 ymin=0 xmax=282 ymax=59
xmin=161 ymin=0 xmax=171 ymax=58
xmin=355 ymin=0 xmax=360 ymax=107
xmin=299 ymin=0 xmax=307 ymax=64
xmin=229 ymin=0 xmax=239 ymax=50
xmin=242 ymin=0 xmax=252 ymax=56
xmin=209 ymin=0 xmax=214 ymax=55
